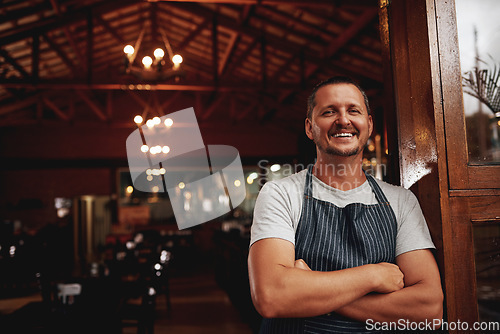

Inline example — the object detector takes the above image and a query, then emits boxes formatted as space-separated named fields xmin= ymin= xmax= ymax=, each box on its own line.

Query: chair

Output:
xmin=117 ymin=283 xmax=156 ymax=334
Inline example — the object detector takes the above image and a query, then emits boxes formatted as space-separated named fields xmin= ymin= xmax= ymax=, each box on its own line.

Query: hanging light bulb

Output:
xmin=172 ymin=54 xmax=183 ymax=69
xmin=142 ymin=56 xmax=153 ymax=69
xmin=164 ymin=118 xmax=173 ymax=127
xmin=134 ymin=115 xmax=143 ymax=124
xmin=123 ymin=45 xmax=135 ymax=56
xmin=154 ymin=48 xmax=165 ymax=60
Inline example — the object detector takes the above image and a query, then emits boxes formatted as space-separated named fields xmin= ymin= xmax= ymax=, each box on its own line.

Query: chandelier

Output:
xmin=123 ymin=24 xmax=185 ymax=82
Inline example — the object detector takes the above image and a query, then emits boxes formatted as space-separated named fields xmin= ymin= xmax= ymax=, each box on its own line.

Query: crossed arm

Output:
xmin=247 ymin=238 xmax=443 ymax=325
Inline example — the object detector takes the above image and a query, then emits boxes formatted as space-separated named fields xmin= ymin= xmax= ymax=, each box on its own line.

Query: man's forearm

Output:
xmin=251 ymin=263 xmax=381 ymax=318
xmin=248 ymin=239 xmax=404 ymax=319
xmin=335 ymin=280 xmax=443 ymax=325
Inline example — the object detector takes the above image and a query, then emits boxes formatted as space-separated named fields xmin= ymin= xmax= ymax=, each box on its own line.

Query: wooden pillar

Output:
xmin=382 ymin=0 xmax=453 ymax=326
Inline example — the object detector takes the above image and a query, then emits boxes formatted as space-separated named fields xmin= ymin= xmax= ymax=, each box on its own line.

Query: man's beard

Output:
xmin=321 ymin=144 xmax=361 ymax=157
xmin=313 ymin=134 xmax=364 ymax=157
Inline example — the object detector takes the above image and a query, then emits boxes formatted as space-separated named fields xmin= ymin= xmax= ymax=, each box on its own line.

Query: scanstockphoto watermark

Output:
xmin=256 ymin=159 xmax=387 ymax=184
xmin=365 ymin=318 xmax=500 ymax=332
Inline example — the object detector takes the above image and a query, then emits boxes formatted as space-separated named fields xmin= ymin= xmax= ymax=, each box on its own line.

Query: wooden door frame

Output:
xmin=379 ymin=0 xmax=500 ymax=330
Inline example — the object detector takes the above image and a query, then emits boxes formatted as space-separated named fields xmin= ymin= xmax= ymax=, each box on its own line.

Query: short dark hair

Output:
xmin=306 ymin=76 xmax=371 ymax=119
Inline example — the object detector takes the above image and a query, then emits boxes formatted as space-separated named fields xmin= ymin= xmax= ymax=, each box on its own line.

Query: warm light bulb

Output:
xmin=126 ymin=186 xmax=134 ymax=194
xmin=270 ymin=164 xmax=281 ymax=172
xmin=234 ymin=180 xmax=241 ymax=187
xmin=146 ymin=119 xmax=154 ymax=128
xmin=134 ymin=115 xmax=143 ymax=124
xmin=141 ymin=145 xmax=149 ymax=153
xmin=178 ymin=182 xmax=185 ymax=189
xmin=162 ymin=146 xmax=170 ymax=154
xmin=154 ymin=48 xmax=165 ymax=59
xmin=142 ymin=56 xmax=153 ymax=69
xmin=124 ymin=45 xmax=134 ymax=55
xmin=172 ymin=54 xmax=183 ymax=66
xmin=164 ymin=118 xmax=173 ymax=127
xmin=153 ymin=116 xmax=161 ymax=125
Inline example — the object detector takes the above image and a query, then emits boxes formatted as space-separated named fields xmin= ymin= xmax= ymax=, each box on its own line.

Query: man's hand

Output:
xmin=370 ymin=262 xmax=404 ymax=293
xmin=335 ymin=249 xmax=443 ymax=325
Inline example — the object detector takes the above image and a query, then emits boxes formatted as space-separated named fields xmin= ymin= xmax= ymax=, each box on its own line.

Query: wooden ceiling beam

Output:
xmin=106 ymin=90 xmax=113 ymax=119
xmin=42 ymin=96 xmax=69 ymax=121
xmin=0 ymin=95 xmax=39 ymax=116
xmin=254 ymin=6 xmax=333 ymax=41
xmin=220 ymin=38 xmax=258 ymax=80
xmin=42 ymin=33 xmax=78 ymax=76
xmin=63 ymin=26 xmax=87 ymax=70
xmin=0 ymin=49 xmax=30 ymax=78
xmin=0 ymin=0 xmax=138 ymax=47
xmin=265 ymin=6 xmax=379 ymax=120
xmin=212 ymin=11 xmax=219 ymax=84
xmin=94 ymin=15 xmax=126 ymax=45
xmin=49 ymin=0 xmax=87 ymax=69
xmin=175 ymin=18 xmax=210 ymax=51
xmin=239 ymin=5 xmax=253 ymax=25
xmin=75 ymin=90 xmax=107 ymax=121
xmin=86 ymin=8 xmax=94 ymax=83
xmin=326 ymin=7 xmax=378 ymax=57
xmin=32 ymin=33 xmax=40 ymax=81
xmin=236 ymin=98 xmax=259 ymax=121
xmin=0 ymin=80 xmax=311 ymax=91
xmin=148 ymin=0 xmax=373 ymax=7
xmin=269 ymin=53 xmax=297 ymax=82
xmin=0 ymin=1 xmax=52 ymax=25
xmin=128 ymin=90 xmax=148 ymax=108
xmin=168 ymin=3 xmax=379 ymax=83
xmin=160 ymin=91 xmax=183 ymax=113
xmin=201 ymin=92 xmax=226 ymax=120
xmin=260 ymin=32 xmax=267 ymax=90
xmin=218 ymin=31 xmax=239 ymax=76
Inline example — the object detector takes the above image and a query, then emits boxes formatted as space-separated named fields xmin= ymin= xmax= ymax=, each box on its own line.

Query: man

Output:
xmin=248 ymin=76 xmax=443 ymax=333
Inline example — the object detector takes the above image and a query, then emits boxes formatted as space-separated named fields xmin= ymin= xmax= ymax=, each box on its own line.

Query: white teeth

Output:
xmin=333 ymin=133 xmax=353 ymax=138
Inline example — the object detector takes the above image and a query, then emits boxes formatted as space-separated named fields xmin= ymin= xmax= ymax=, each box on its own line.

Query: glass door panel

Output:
xmin=455 ymin=0 xmax=500 ymax=164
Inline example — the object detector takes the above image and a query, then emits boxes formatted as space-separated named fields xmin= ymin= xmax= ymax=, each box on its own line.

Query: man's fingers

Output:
xmin=294 ymin=259 xmax=312 ymax=271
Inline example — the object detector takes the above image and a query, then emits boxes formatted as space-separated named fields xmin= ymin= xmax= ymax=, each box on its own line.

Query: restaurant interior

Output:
xmin=0 ymin=0 xmax=499 ymax=333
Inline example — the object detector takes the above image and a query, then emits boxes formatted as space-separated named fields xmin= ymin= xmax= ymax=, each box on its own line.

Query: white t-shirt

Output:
xmin=250 ymin=169 xmax=435 ymax=257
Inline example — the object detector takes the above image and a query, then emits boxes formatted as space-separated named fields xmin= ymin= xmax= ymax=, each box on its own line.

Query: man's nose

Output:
xmin=335 ymin=111 xmax=350 ymax=126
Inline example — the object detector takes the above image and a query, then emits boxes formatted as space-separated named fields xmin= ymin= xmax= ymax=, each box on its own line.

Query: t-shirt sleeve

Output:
xmin=395 ymin=189 xmax=436 ymax=257
xmin=249 ymin=181 xmax=296 ymax=248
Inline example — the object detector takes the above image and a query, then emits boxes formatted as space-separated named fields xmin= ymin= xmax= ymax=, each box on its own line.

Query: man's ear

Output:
xmin=368 ymin=115 xmax=373 ymax=137
xmin=305 ymin=118 xmax=314 ymax=140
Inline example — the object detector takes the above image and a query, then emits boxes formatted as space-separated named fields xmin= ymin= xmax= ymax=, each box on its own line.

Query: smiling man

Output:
xmin=248 ymin=76 xmax=443 ymax=333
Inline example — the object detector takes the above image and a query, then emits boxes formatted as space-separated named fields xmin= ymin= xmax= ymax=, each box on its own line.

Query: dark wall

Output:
xmin=0 ymin=121 xmax=301 ymax=230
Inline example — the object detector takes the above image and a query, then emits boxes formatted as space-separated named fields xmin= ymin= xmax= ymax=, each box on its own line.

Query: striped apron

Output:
xmin=260 ymin=165 xmax=397 ymax=333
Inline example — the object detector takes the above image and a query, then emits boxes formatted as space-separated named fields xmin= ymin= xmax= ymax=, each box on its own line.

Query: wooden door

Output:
xmin=380 ymin=0 xmax=500 ymax=331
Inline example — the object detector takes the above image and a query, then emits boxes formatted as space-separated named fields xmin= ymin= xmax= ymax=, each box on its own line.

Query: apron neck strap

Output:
xmin=305 ymin=165 xmax=390 ymax=205
xmin=364 ymin=172 xmax=390 ymax=204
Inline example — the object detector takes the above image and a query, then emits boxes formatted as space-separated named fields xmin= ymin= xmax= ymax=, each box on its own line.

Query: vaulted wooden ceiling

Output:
xmin=0 ymin=0 xmax=383 ymax=134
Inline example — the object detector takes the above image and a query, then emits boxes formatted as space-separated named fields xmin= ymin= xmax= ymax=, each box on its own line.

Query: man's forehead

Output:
xmin=317 ymin=83 xmax=361 ymax=95
xmin=315 ymin=84 xmax=365 ymax=105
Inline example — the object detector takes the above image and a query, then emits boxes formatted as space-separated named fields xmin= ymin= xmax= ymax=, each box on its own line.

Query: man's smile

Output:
xmin=332 ymin=133 xmax=354 ymax=138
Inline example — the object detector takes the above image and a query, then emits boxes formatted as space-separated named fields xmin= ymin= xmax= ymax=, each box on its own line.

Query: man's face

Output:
xmin=305 ymin=83 xmax=373 ymax=158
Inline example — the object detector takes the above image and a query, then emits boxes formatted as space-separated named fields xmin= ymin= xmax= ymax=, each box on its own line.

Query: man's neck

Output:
xmin=313 ymin=154 xmax=366 ymax=191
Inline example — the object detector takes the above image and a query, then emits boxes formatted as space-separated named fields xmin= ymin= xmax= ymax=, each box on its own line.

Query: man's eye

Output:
xmin=322 ymin=110 xmax=334 ymax=115
xmin=349 ymin=109 xmax=361 ymax=114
